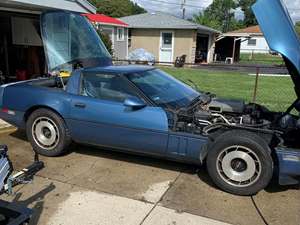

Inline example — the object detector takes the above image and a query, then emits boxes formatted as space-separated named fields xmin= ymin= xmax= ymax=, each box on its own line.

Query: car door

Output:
xmin=68 ymin=72 xmax=169 ymax=156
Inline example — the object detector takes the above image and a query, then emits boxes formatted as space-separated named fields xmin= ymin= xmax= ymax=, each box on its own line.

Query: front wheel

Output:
xmin=206 ymin=131 xmax=273 ymax=196
xmin=26 ymin=109 xmax=71 ymax=157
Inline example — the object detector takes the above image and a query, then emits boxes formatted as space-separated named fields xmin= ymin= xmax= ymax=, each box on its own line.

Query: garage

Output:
xmin=0 ymin=0 xmax=95 ymax=84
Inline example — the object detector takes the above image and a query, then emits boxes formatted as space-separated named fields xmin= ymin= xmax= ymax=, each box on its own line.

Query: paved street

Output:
xmin=1 ymin=128 xmax=299 ymax=225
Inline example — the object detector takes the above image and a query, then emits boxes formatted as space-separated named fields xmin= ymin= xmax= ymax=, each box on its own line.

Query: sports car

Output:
xmin=0 ymin=0 xmax=299 ymax=195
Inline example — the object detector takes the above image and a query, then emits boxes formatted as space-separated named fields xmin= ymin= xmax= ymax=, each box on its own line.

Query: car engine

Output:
xmin=171 ymin=93 xmax=300 ymax=148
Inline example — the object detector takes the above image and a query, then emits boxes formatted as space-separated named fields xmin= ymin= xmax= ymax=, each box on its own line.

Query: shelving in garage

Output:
xmin=0 ymin=12 xmax=45 ymax=83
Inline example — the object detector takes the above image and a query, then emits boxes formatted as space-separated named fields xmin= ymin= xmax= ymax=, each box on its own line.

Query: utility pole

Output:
xmin=181 ymin=0 xmax=186 ymax=19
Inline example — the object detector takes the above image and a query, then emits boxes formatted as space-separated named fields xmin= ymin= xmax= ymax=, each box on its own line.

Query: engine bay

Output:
xmin=169 ymin=93 xmax=300 ymax=149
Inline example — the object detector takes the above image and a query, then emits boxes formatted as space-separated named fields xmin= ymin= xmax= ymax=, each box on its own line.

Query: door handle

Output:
xmin=74 ymin=102 xmax=86 ymax=108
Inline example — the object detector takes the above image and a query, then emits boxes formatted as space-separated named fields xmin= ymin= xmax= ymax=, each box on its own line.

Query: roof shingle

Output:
xmin=231 ymin=25 xmax=262 ymax=34
xmin=120 ymin=12 xmax=219 ymax=33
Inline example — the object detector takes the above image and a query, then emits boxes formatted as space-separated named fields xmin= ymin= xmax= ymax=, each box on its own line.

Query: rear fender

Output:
xmin=1 ymin=85 xmax=71 ymax=128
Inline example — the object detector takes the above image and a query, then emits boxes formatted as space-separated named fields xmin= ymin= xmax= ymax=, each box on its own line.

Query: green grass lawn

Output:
xmin=160 ymin=66 xmax=295 ymax=112
xmin=239 ymin=53 xmax=284 ymax=66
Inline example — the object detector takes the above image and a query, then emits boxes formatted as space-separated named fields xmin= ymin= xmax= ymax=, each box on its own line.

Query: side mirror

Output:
xmin=124 ymin=96 xmax=146 ymax=109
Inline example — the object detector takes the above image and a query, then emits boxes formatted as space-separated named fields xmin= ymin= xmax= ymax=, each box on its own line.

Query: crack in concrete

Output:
xmin=251 ymin=196 xmax=269 ymax=225
xmin=139 ymin=172 xmax=182 ymax=225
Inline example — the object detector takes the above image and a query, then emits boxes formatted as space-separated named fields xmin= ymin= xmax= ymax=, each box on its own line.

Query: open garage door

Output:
xmin=0 ymin=0 xmax=96 ymax=84
xmin=0 ymin=12 xmax=45 ymax=83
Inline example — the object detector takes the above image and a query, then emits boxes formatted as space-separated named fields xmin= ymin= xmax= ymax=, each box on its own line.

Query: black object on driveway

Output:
xmin=0 ymin=145 xmax=44 ymax=225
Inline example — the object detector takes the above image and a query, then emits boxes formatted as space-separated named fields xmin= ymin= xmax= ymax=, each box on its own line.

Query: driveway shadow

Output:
xmin=72 ymin=142 xmax=198 ymax=175
xmin=9 ymin=130 xmax=300 ymax=194
xmin=9 ymin=129 xmax=27 ymax=141
xmin=11 ymin=183 xmax=56 ymax=225
xmin=10 ymin=129 xmax=197 ymax=174
xmin=264 ymin=179 xmax=300 ymax=193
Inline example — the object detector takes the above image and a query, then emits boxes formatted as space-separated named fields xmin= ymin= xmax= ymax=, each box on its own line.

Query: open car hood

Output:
xmin=252 ymin=0 xmax=300 ymax=97
xmin=41 ymin=11 xmax=112 ymax=74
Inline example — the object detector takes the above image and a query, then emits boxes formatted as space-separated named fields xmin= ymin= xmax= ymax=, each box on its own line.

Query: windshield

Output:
xmin=127 ymin=69 xmax=200 ymax=109
xmin=41 ymin=11 xmax=111 ymax=73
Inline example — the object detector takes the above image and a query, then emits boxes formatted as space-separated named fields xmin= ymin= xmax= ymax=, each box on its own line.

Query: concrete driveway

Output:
xmin=1 ymin=128 xmax=299 ymax=225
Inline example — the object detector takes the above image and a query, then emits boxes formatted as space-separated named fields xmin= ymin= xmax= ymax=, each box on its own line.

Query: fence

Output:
xmin=114 ymin=59 xmax=294 ymax=113
xmin=239 ymin=53 xmax=284 ymax=66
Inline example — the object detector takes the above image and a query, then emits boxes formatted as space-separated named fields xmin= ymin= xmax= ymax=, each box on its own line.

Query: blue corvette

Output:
xmin=0 ymin=0 xmax=299 ymax=195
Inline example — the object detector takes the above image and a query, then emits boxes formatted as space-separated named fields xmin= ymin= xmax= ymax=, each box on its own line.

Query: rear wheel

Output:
xmin=26 ymin=109 xmax=71 ymax=157
xmin=206 ymin=130 xmax=273 ymax=196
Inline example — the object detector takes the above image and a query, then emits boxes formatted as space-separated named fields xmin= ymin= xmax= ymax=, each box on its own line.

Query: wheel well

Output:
xmin=209 ymin=128 xmax=275 ymax=147
xmin=200 ymin=128 xmax=276 ymax=163
xmin=24 ymin=106 xmax=63 ymax=123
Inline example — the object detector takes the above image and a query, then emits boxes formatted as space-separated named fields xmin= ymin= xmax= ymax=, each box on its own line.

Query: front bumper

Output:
xmin=275 ymin=147 xmax=300 ymax=185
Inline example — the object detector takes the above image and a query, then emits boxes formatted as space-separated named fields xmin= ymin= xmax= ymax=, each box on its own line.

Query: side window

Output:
xmin=117 ymin=28 xmax=124 ymax=41
xmin=81 ymin=73 xmax=140 ymax=103
xmin=247 ymin=39 xmax=257 ymax=46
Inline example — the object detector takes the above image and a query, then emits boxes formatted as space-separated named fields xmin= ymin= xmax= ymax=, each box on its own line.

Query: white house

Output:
xmin=232 ymin=25 xmax=270 ymax=54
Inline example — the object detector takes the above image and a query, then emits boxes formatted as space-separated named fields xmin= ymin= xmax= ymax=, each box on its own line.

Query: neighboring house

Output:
xmin=214 ymin=25 xmax=270 ymax=63
xmin=0 ymin=0 xmax=95 ymax=82
xmin=84 ymin=14 xmax=129 ymax=60
xmin=231 ymin=25 xmax=270 ymax=54
xmin=120 ymin=12 xmax=219 ymax=64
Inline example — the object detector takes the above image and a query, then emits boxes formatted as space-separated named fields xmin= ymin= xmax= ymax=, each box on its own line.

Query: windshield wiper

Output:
xmin=188 ymin=93 xmax=213 ymax=108
xmin=187 ymin=79 xmax=200 ymax=92
xmin=188 ymin=95 xmax=203 ymax=107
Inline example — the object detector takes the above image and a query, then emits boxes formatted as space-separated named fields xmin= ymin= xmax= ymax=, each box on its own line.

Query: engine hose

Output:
xmin=203 ymin=123 xmax=282 ymax=135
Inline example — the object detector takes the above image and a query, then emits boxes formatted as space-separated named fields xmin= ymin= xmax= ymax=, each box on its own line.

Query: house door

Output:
xmin=159 ymin=31 xmax=174 ymax=63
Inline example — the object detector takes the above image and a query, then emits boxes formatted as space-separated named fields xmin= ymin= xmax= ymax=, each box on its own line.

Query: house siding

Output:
xmin=240 ymin=36 xmax=270 ymax=53
xmin=113 ymin=27 xmax=128 ymax=59
xmin=207 ymin=33 xmax=216 ymax=63
xmin=99 ymin=24 xmax=128 ymax=60
xmin=129 ymin=28 xmax=197 ymax=64
xmin=129 ymin=29 xmax=160 ymax=60
xmin=173 ymin=29 xmax=197 ymax=64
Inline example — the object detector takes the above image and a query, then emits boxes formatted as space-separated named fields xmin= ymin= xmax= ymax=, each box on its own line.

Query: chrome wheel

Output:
xmin=32 ymin=117 xmax=60 ymax=150
xmin=216 ymin=145 xmax=262 ymax=187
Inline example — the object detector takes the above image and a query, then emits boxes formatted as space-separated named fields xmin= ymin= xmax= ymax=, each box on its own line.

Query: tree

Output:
xmin=295 ymin=21 xmax=300 ymax=36
xmin=88 ymin=0 xmax=146 ymax=18
xmin=193 ymin=0 xmax=240 ymax=32
xmin=97 ymin=30 xmax=113 ymax=55
xmin=238 ymin=0 xmax=257 ymax=26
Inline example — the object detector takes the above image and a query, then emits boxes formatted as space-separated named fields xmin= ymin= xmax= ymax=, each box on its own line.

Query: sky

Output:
xmin=131 ymin=0 xmax=300 ymax=22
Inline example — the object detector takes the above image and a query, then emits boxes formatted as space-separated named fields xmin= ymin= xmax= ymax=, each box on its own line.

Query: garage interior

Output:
xmin=0 ymin=11 xmax=45 ymax=84
xmin=195 ymin=34 xmax=209 ymax=63
xmin=214 ymin=36 xmax=241 ymax=63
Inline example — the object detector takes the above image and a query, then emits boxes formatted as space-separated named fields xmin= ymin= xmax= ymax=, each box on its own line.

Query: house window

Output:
xmin=162 ymin=32 xmax=172 ymax=48
xmin=247 ymin=39 xmax=257 ymax=46
xmin=117 ymin=28 xmax=124 ymax=41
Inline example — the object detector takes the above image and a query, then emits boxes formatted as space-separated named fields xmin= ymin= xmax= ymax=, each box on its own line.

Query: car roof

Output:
xmin=83 ymin=65 xmax=155 ymax=74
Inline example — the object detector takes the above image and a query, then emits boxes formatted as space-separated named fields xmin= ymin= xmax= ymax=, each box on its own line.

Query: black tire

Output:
xmin=26 ymin=108 xmax=71 ymax=157
xmin=206 ymin=130 xmax=273 ymax=196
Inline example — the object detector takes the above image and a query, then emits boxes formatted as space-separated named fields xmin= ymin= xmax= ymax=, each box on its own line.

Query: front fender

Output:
xmin=275 ymin=147 xmax=300 ymax=185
